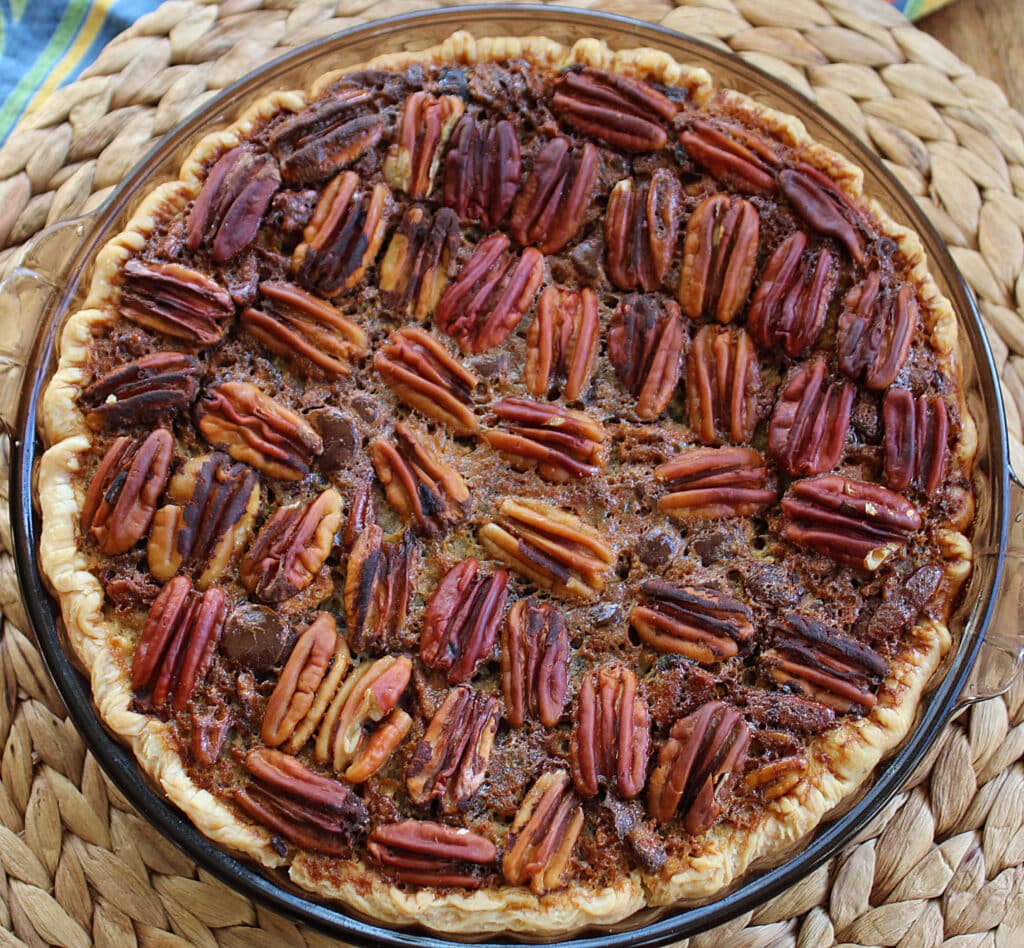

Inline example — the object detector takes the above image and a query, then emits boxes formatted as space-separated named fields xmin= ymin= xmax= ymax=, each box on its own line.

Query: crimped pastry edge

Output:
xmin=36 ymin=31 xmax=976 ymax=936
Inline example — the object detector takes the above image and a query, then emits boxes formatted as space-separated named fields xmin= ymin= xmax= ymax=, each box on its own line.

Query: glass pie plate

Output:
xmin=2 ymin=6 xmax=1023 ymax=946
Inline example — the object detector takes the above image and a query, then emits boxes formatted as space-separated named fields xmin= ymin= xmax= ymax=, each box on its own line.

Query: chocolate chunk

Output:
xmin=222 ymin=603 xmax=289 ymax=672
xmin=309 ymin=407 xmax=360 ymax=473
xmin=742 ymin=562 xmax=804 ymax=609
xmin=589 ymin=602 xmax=621 ymax=628
xmin=691 ymin=530 xmax=729 ymax=566
xmin=351 ymin=395 xmax=379 ymax=424
xmin=569 ymin=235 xmax=605 ymax=284
xmin=635 ymin=528 xmax=680 ymax=568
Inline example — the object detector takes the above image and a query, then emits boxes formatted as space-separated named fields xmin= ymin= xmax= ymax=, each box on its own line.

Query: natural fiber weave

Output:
xmin=1 ymin=0 xmax=1023 ymax=944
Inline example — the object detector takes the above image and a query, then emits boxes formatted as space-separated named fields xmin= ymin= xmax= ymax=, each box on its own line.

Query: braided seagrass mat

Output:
xmin=2 ymin=0 xmax=1024 ymax=944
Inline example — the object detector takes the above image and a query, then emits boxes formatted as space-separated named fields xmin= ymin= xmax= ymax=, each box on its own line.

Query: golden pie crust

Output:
xmin=37 ymin=32 xmax=976 ymax=936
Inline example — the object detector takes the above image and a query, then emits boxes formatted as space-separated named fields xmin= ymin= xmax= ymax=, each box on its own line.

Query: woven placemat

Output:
xmin=1 ymin=0 xmax=1023 ymax=944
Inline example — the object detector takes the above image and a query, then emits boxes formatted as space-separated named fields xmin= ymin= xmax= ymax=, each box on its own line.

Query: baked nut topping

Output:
xmin=656 ymin=446 xmax=779 ymax=519
xmin=385 ymin=92 xmax=465 ymax=199
xmin=369 ymin=820 xmax=496 ymax=888
xmin=378 ymin=205 xmax=460 ymax=318
xmin=79 ymin=352 xmax=201 ymax=429
xmin=501 ymin=598 xmax=570 ymax=728
xmin=678 ymin=117 xmax=778 ymax=193
xmin=444 ymin=114 xmax=521 ymax=228
xmin=344 ymin=525 xmax=414 ymax=653
xmin=883 ymin=388 xmax=949 ymax=492
xmin=525 ymin=285 xmax=599 ymax=402
xmin=687 ymin=324 xmax=760 ymax=444
xmin=779 ymin=162 xmax=867 ymax=266
xmin=605 ymin=171 xmax=682 ymax=293
xmin=838 ymin=272 xmax=917 ymax=390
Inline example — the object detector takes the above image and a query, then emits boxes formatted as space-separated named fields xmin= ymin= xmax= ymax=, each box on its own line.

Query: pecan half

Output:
xmin=119 ymin=258 xmax=234 ymax=346
xmin=422 ymin=559 xmax=509 ymax=684
xmin=406 ymin=685 xmax=500 ymax=814
xmin=131 ymin=576 xmax=228 ymax=711
xmin=655 ymin=446 xmax=778 ymax=520
xmin=186 ymin=145 xmax=281 ymax=262
xmin=686 ymin=324 xmax=761 ymax=444
xmin=882 ymin=388 xmax=949 ymax=493
xmin=837 ymin=272 xmax=917 ymax=390
xmin=509 ymin=137 xmax=599 ymax=254
xmin=605 ymin=170 xmax=683 ymax=292
xmin=293 ymin=171 xmax=392 ymax=297
xmin=268 ymin=89 xmax=383 ymax=185
xmin=369 ymin=423 xmax=470 ymax=537
xmin=769 ymin=357 xmax=854 ymax=477
xmin=607 ymin=294 xmax=686 ymax=421
xmin=501 ymin=599 xmax=570 ymax=728
xmin=384 ymin=92 xmax=465 ymax=199
xmin=484 ymin=397 xmax=608 ymax=483
xmin=344 ymin=525 xmax=415 ymax=653
xmin=747 ymin=232 xmax=835 ymax=356
xmin=525 ymin=286 xmax=599 ymax=402
xmin=744 ymin=755 xmax=808 ymax=801
xmin=374 ymin=326 xmax=479 ymax=435
xmin=647 ymin=700 xmax=750 ymax=832
xmin=503 ymin=771 xmax=583 ymax=894
xmin=81 ymin=429 xmax=174 ymax=555
xmin=443 ymin=114 xmax=521 ymax=228
xmin=678 ymin=117 xmax=778 ymax=193
xmin=378 ymin=205 xmax=460 ymax=318
xmin=762 ymin=611 xmax=888 ymax=712
xmin=781 ymin=475 xmax=922 ymax=569
xmin=678 ymin=194 xmax=760 ymax=324
xmin=240 ymin=488 xmax=343 ymax=601
xmin=478 ymin=497 xmax=614 ymax=600
xmin=241 ymin=280 xmax=367 ymax=379
xmin=148 ymin=452 xmax=260 ymax=589
xmin=631 ymin=582 xmax=755 ymax=664
xmin=779 ymin=163 xmax=867 ymax=266
xmin=196 ymin=381 xmax=322 ymax=480
xmin=234 ymin=747 xmax=369 ymax=856
xmin=570 ymin=665 xmax=650 ymax=799
xmin=80 ymin=352 xmax=201 ymax=429
xmin=343 ymin=481 xmax=376 ymax=553
xmin=369 ymin=820 xmax=496 ymax=888
xmin=435 ymin=233 xmax=545 ymax=353
xmin=552 ymin=67 xmax=676 ymax=151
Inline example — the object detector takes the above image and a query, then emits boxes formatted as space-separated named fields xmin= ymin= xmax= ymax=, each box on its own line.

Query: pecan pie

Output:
xmin=38 ymin=32 xmax=976 ymax=936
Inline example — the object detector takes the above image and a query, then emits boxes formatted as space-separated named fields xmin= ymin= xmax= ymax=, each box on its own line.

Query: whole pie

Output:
xmin=38 ymin=32 xmax=976 ymax=936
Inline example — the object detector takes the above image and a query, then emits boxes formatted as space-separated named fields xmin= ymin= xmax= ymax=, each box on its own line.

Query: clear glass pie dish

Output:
xmin=1 ymin=6 xmax=1023 ymax=946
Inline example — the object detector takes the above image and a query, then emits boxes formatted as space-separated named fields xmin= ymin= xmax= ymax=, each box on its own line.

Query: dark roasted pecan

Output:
xmin=369 ymin=820 xmax=496 ymax=888
xmin=234 ymin=747 xmax=369 ymax=856
xmin=406 ymin=685 xmax=500 ymax=814
xmin=241 ymin=281 xmax=367 ymax=379
xmin=443 ymin=114 xmax=521 ymax=228
xmin=344 ymin=525 xmax=415 ymax=653
xmin=435 ymin=233 xmax=544 ymax=353
xmin=81 ymin=429 xmax=174 ymax=554
xmin=369 ymin=423 xmax=470 ymax=538
xmin=779 ymin=163 xmax=867 ymax=266
xmin=525 ymin=285 xmax=599 ymax=402
xmin=148 ymin=452 xmax=260 ymax=588
xmin=647 ymin=700 xmax=750 ymax=832
xmin=861 ymin=563 xmax=943 ymax=642
xmin=501 ymin=599 xmax=570 ymax=728
xmin=655 ymin=446 xmax=779 ymax=520
xmin=509 ymin=137 xmax=599 ymax=254
xmin=607 ymin=294 xmax=686 ymax=421
xmin=570 ymin=665 xmax=650 ymax=799
xmin=80 ymin=352 xmax=201 ymax=429
xmin=768 ymin=357 xmax=854 ymax=477
xmin=384 ymin=91 xmax=465 ymax=198
xmin=131 ymin=576 xmax=228 ymax=711
xmin=240 ymin=488 xmax=343 ymax=601
xmin=837 ymin=272 xmax=917 ymax=391
xmin=422 ymin=559 xmax=509 ymax=684
xmin=378 ymin=205 xmax=460 ymax=318
xmin=374 ymin=327 xmax=479 ymax=435
xmin=630 ymin=581 xmax=755 ymax=664
xmin=744 ymin=754 xmax=808 ymax=801
xmin=293 ymin=170 xmax=392 ymax=297
xmin=686 ymin=324 xmax=761 ymax=444
xmin=478 ymin=497 xmax=614 ymax=600
xmin=781 ymin=474 xmax=922 ymax=569
xmin=119 ymin=258 xmax=234 ymax=346
xmin=748 ymin=231 xmax=835 ymax=356
xmin=883 ymin=388 xmax=949 ymax=493
xmin=196 ymin=381 xmax=322 ymax=480
xmin=552 ymin=66 xmax=676 ymax=151
xmin=678 ymin=194 xmax=759 ymax=324
xmin=605 ymin=170 xmax=682 ymax=292
xmin=268 ymin=89 xmax=383 ymax=185
xmin=484 ymin=397 xmax=608 ymax=483
xmin=762 ymin=611 xmax=888 ymax=712
xmin=738 ymin=688 xmax=836 ymax=735
xmin=678 ymin=117 xmax=778 ymax=193
xmin=186 ymin=145 xmax=281 ymax=262
xmin=503 ymin=771 xmax=583 ymax=894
